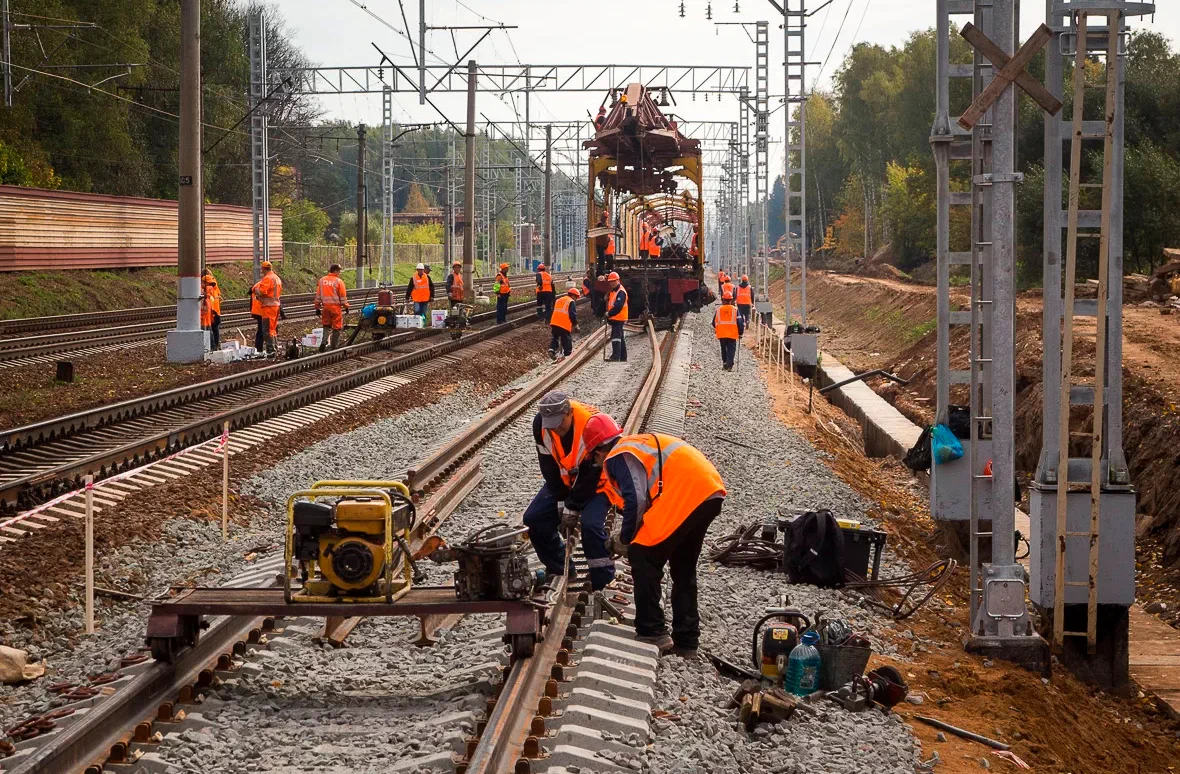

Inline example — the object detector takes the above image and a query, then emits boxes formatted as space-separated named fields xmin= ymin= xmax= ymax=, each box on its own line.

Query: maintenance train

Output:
xmin=584 ymin=84 xmax=712 ymax=324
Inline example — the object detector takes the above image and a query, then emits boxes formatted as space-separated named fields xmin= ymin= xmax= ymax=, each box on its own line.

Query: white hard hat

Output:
xmin=416 ymin=263 xmax=425 ymax=270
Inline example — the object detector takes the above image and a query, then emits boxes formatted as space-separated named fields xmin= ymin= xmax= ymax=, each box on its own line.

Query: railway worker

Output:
xmin=713 ymin=289 xmax=745 ymax=371
xmin=536 ymin=262 xmax=555 ymax=320
xmin=405 ymin=263 xmax=434 ymax=320
xmin=735 ymin=275 xmax=754 ymax=324
xmin=649 ymin=232 xmax=662 ymax=260
xmin=200 ymin=270 xmax=222 ymax=351
xmin=717 ymin=270 xmax=727 ymax=295
xmin=689 ymin=231 xmax=700 ymax=260
xmin=594 ymin=105 xmax=607 ymax=131
xmin=586 ymin=415 xmax=727 ymax=655
xmin=548 ymin=287 xmax=579 ymax=360
xmin=639 ymin=220 xmax=650 ymax=259
xmin=582 ymin=268 xmax=594 ymax=300
xmin=523 ymin=392 xmax=616 ymax=591
xmin=494 ymin=262 xmax=512 ymax=323
xmin=720 ymin=274 xmax=736 ymax=301
xmin=446 ymin=260 xmax=465 ymax=307
xmin=315 ymin=263 xmax=350 ymax=351
xmin=253 ymin=260 xmax=283 ymax=355
xmin=606 ymin=271 xmax=629 ymax=362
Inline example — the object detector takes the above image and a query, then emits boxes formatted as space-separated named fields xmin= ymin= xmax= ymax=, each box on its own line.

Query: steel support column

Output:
xmin=248 ymin=9 xmax=270 ymax=285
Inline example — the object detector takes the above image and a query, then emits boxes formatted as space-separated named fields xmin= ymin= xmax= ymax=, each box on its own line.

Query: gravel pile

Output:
xmin=636 ymin=308 xmax=918 ymax=774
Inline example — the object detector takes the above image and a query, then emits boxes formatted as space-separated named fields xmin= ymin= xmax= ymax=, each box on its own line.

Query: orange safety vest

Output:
xmin=542 ymin=400 xmax=596 ymax=485
xmin=736 ymin=284 xmax=753 ymax=305
xmin=550 ymin=294 xmax=575 ymax=333
xmin=201 ymin=280 xmax=220 ymax=326
xmin=538 ymin=270 xmax=553 ymax=293
xmin=605 ymin=236 xmax=615 ymax=256
xmin=608 ymin=287 xmax=629 ymax=322
xmin=411 ymin=272 xmax=431 ymax=302
xmin=316 ymin=274 xmax=347 ymax=308
xmin=449 ymin=271 xmax=465 ymax=301
xmin=649 ymin=238 xmax=661 ymax=259
xmin=639 ymin=223 xmax=649 ymax=253
xmin=715 ymin=303 xmax=740 ymax=340
xmin=496 ymin=272 xmax=511 ymax=295
xmin=721 ymin=281 xmax=735 ymax=299
xmin=254 ymin=271 xmax=282 ymax=309
xmin=603 ymin=433 xmax=726 ymax=547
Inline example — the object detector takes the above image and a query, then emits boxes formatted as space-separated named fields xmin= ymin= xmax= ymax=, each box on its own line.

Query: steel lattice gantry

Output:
xmin=781 ymin=0 xmax=816 ymax=366
xmin=1028 ymin=0 xmax=1152 ymax=690
xmin=248 ymin=9 xmax=270 ymax=283
xmin=931 ymin=0 xmax=1047 ymax=667
xmin=754 ymin=21 xmax=771 ymax=296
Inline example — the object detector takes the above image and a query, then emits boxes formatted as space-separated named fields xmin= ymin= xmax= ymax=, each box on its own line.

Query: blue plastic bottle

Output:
xmin=784 ymin=630 xmax=822 ymax=696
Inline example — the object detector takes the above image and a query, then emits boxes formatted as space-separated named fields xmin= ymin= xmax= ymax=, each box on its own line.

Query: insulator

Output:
xmin=679 ymin=1 xmax=685 ymax=17
xmin=706 ymin=3 xmax=713 ymax=20
xmin=734 ymin=1 xmax=740 ymax=10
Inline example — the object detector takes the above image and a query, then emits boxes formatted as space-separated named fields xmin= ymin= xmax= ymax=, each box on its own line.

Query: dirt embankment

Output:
xmin=789 ymin=272 xmax=1180 ymax=625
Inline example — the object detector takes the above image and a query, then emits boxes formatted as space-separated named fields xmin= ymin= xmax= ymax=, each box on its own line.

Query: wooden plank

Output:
xmin=958 ymin=23 xmax=1058 ymax=129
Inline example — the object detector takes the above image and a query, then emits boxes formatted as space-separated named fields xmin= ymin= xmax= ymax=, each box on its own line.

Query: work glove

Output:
xmin=561 ymin=506 xmax=580 ymax=534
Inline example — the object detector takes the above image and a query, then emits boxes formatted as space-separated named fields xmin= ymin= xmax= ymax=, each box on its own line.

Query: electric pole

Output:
xmin=544 ymin=124 xmax=552 ymax=266
xmin=356 ymin=124 xmax=367 ymax=287
xmin=166 ymin=0 xmax=206 ymax=363
xmin=463 ymin=60 xmax=476 ymax=301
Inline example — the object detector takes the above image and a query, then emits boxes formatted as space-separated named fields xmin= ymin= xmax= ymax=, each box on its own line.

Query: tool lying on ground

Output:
xmin=287 ymin=480 xmax=418 ymax=603
xmin=730 ymin=679 xmax=817 ymax=730
xmin=752 ymin=607 xmax=811 ymax=681
xmin=826 ymin=665 xmax=909 ymax=712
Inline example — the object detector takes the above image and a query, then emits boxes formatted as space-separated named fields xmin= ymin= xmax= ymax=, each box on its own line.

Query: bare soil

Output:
xmin=787 ymin=271 xmax=1180 ymax=630
xmin=750 ymin=339 xmax=1180 ymax=774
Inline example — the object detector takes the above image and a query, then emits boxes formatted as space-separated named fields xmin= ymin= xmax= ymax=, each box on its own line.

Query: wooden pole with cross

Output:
xmin=958 ymin=23 xmax=1062 ymax=131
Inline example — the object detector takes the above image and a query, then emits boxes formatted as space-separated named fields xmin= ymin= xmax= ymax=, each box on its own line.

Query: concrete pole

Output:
xmin=463 ymin=60 xmax=476 ymax=301
xmin=167 ymin=0 xmax=207 ymax=362
xmin=2 ymin=0 xmax=12 ymax=108
xmin=544 ymin=124 xmax=553 ymax=266
xmin=418 ymin=0 xmax=426 ymax=105
xmin=356 ymin=124 xmax=367 ymax=287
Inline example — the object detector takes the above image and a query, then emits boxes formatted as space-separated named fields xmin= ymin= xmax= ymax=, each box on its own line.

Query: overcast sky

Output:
xmin=271 ymin=0 xmax=1178 ymax=173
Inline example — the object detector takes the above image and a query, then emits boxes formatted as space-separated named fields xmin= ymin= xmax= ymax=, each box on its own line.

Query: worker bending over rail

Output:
xmin=446 ymin=261 xmax=465 ymax=307
xmin=523 ymin=392 xmax=616 ymax=591
xmin=536 ymin=262 xmax=555 ymax=319
xmin=252 ymin=260 xmax=283 ymax=355
xmin=586 ymin=416 xmax=727 ymax=655
xmin=713 ymin=289 xmax=745 ymax=371
xmin=548 ymin=287 xmax=579 ymax=360
xmin=405 ymin=263 xmax=435 ymax=320
xmin=605 ymin=271 xmax=628 ymax=362
xmin=200 ymin=269 xmax=221 ymax=351
xmin=315 ymin=263 xmax=350 ymax=351
xmin=494 ymin=262 xmax=511 ymax=323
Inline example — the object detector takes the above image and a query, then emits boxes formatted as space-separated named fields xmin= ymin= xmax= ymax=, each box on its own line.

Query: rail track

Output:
xmin=0 ymin=273 xmax=553 ymax=367
xmin=0 ymin=300 xmax=542 ymax=514
xmin=0 ymin=316 xmax=685 ymax=774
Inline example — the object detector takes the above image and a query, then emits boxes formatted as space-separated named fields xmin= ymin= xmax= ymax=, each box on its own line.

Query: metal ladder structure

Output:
xmin=754 ymin=21 xmax=770 ymax=293
xmin=781 ymin=0 xmax=807 ymax=328
xmin=1052 ymin=8 xmax=1117 ymax=654
xmin=381 ymin=86 xmax=395 ymax=286
xmin=248 ymin=9 xmax=270 ymax=284
xmin=738 ymin=86 xmax=751 ymax=280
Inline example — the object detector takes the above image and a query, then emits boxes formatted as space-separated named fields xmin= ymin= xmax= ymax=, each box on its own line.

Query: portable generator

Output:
xmin=371 ymin=286 xmax=398 ymax=339
xmin=752 ymin=608 xmax=811 ymax=681
xmin=284 ymin=480 xmax=417 ymax=603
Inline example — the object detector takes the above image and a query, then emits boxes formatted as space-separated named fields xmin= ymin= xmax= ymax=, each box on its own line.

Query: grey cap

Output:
xmin=538 ymin=390 xmax=572 ymax=429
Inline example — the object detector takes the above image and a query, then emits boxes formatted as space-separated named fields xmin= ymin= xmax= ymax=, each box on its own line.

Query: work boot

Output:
xmin=547 ymin=348 xmax=557 ymax=360
xmin=329 ymin=330 xmax=341 ymax=350
xmin=636 ymin=633 xmax=675 ymax=654
xmin=266 ymin=335 xmax=277 ymax=355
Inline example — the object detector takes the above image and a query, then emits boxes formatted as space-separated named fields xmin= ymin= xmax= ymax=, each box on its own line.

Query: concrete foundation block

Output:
xmin=559 ymin=703 xmax=650 ymax=738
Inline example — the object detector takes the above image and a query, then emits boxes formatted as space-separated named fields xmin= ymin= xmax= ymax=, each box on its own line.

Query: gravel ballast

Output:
xmin=634 ymin=307 xmax=919 ymax=774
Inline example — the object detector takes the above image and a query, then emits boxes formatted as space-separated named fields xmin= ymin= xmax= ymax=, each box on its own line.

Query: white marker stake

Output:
xmin=222 ymin=422 xmax=230 ymax=541
xmin=84 ymin=474 xmax=94 ymax=634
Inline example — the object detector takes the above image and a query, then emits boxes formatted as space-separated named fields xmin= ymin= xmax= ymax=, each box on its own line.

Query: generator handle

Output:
xmin=751 ymin=609 xmax=813 ymax=672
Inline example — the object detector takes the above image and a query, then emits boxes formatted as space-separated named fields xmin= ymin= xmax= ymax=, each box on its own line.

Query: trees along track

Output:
xmin=0 ymin=299 xmax=544 ymax=521
xmin=0 ymin=274 xmax=546 ymax=367
xmin=0 ymin=316 xmax=690 ymax=774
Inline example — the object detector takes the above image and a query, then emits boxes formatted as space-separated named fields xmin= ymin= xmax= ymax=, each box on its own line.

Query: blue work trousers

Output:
xmin=609 ymin=320 xmax=628 ymax=361
xmin=523 ymin=485 xmax=615 ymax=590
xmin=496 ymin=294 xmax=509 ymax=323
xmin=413 ymin=301 xmax=431 ymax=319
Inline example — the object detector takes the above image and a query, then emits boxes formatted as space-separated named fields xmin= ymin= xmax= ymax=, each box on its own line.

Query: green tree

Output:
xmin=281 ymin=199 xmax=329 ymax=244
xmin=880 ymin=161 xmax=935 ymax=269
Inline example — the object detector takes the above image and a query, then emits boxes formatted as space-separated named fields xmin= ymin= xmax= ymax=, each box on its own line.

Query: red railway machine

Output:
xmin=584 ymin=84 xmax=712 ymax=326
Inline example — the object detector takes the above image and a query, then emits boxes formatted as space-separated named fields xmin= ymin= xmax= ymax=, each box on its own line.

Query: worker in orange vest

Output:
xmin=713 ymin=289 xmax=745 ymax=370
xmin=405 ymin=262 xmax=434 ymax=320
xmin=605 ymin=271 xmax=628 ymax=362
xmin=446 ymin=260 xmax=465 ymax=307
xmin=594 ymin=105 xmax=607 ymax=131
xmin=536 ymin=262 xmax=555 ymax=320
xmin=252 ymin=260 xmax=283 ymax=355
xmin=586 ymin=415 xmax=727 ymax=655
xmin=200 ymin=269 xmax=222 ymax=351
xmin=639 ymin=221 xmax=650 ymax=259
xmin=735 ymin=275 xmax=754 ymax=325
xmin=494 ymin=262 xmax=511 ymax=323
xmin=649 ymin=231 xmax=662 ymax=260
xmin=524 ymin=392 xmax=616 ymax=591
xmin=314 ymin=263 xmax=350 ymax=351
xmin=548 ymin=287 xmax=579 ymax=359
xmin=720 ymin=274 xmax=735 ymax=301
xmin=717 ymin=270 xmax=727 ymax=294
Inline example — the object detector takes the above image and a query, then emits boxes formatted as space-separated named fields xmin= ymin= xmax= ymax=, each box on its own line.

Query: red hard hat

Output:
xmin=607 ymin=271 xmax=620 ymax=281
xmin=583 ymin=413 xmax=622 ymax=450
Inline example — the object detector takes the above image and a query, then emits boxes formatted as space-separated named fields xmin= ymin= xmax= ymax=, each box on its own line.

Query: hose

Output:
xmin=844 ymin=558 xmax=958 ymax=621
xmin=708 ymin=522 xmax=782 ymax=570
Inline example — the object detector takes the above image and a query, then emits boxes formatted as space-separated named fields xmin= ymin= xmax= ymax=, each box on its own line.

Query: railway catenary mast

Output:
xmin=583 ymin=84 xmax=711 ymax=322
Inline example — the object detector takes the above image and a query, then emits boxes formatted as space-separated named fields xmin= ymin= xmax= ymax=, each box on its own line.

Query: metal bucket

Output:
xmin=815 ymin=644 xmax=872 ymax=690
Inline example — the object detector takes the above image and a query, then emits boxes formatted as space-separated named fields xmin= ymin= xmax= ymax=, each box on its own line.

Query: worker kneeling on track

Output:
xmin=548 ymin=287 xmax=579 ymax=360
xmin=589 ymin=418 xmax=727 ymax=656
xmin=315 ymin=263 xmax=350 ymax=351
xmin=522 ymin=391 xmax=616 ymax=591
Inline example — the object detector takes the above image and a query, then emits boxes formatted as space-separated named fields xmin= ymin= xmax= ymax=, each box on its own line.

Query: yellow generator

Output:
xmin=284 ymin=481 xmax=418 ymax=603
